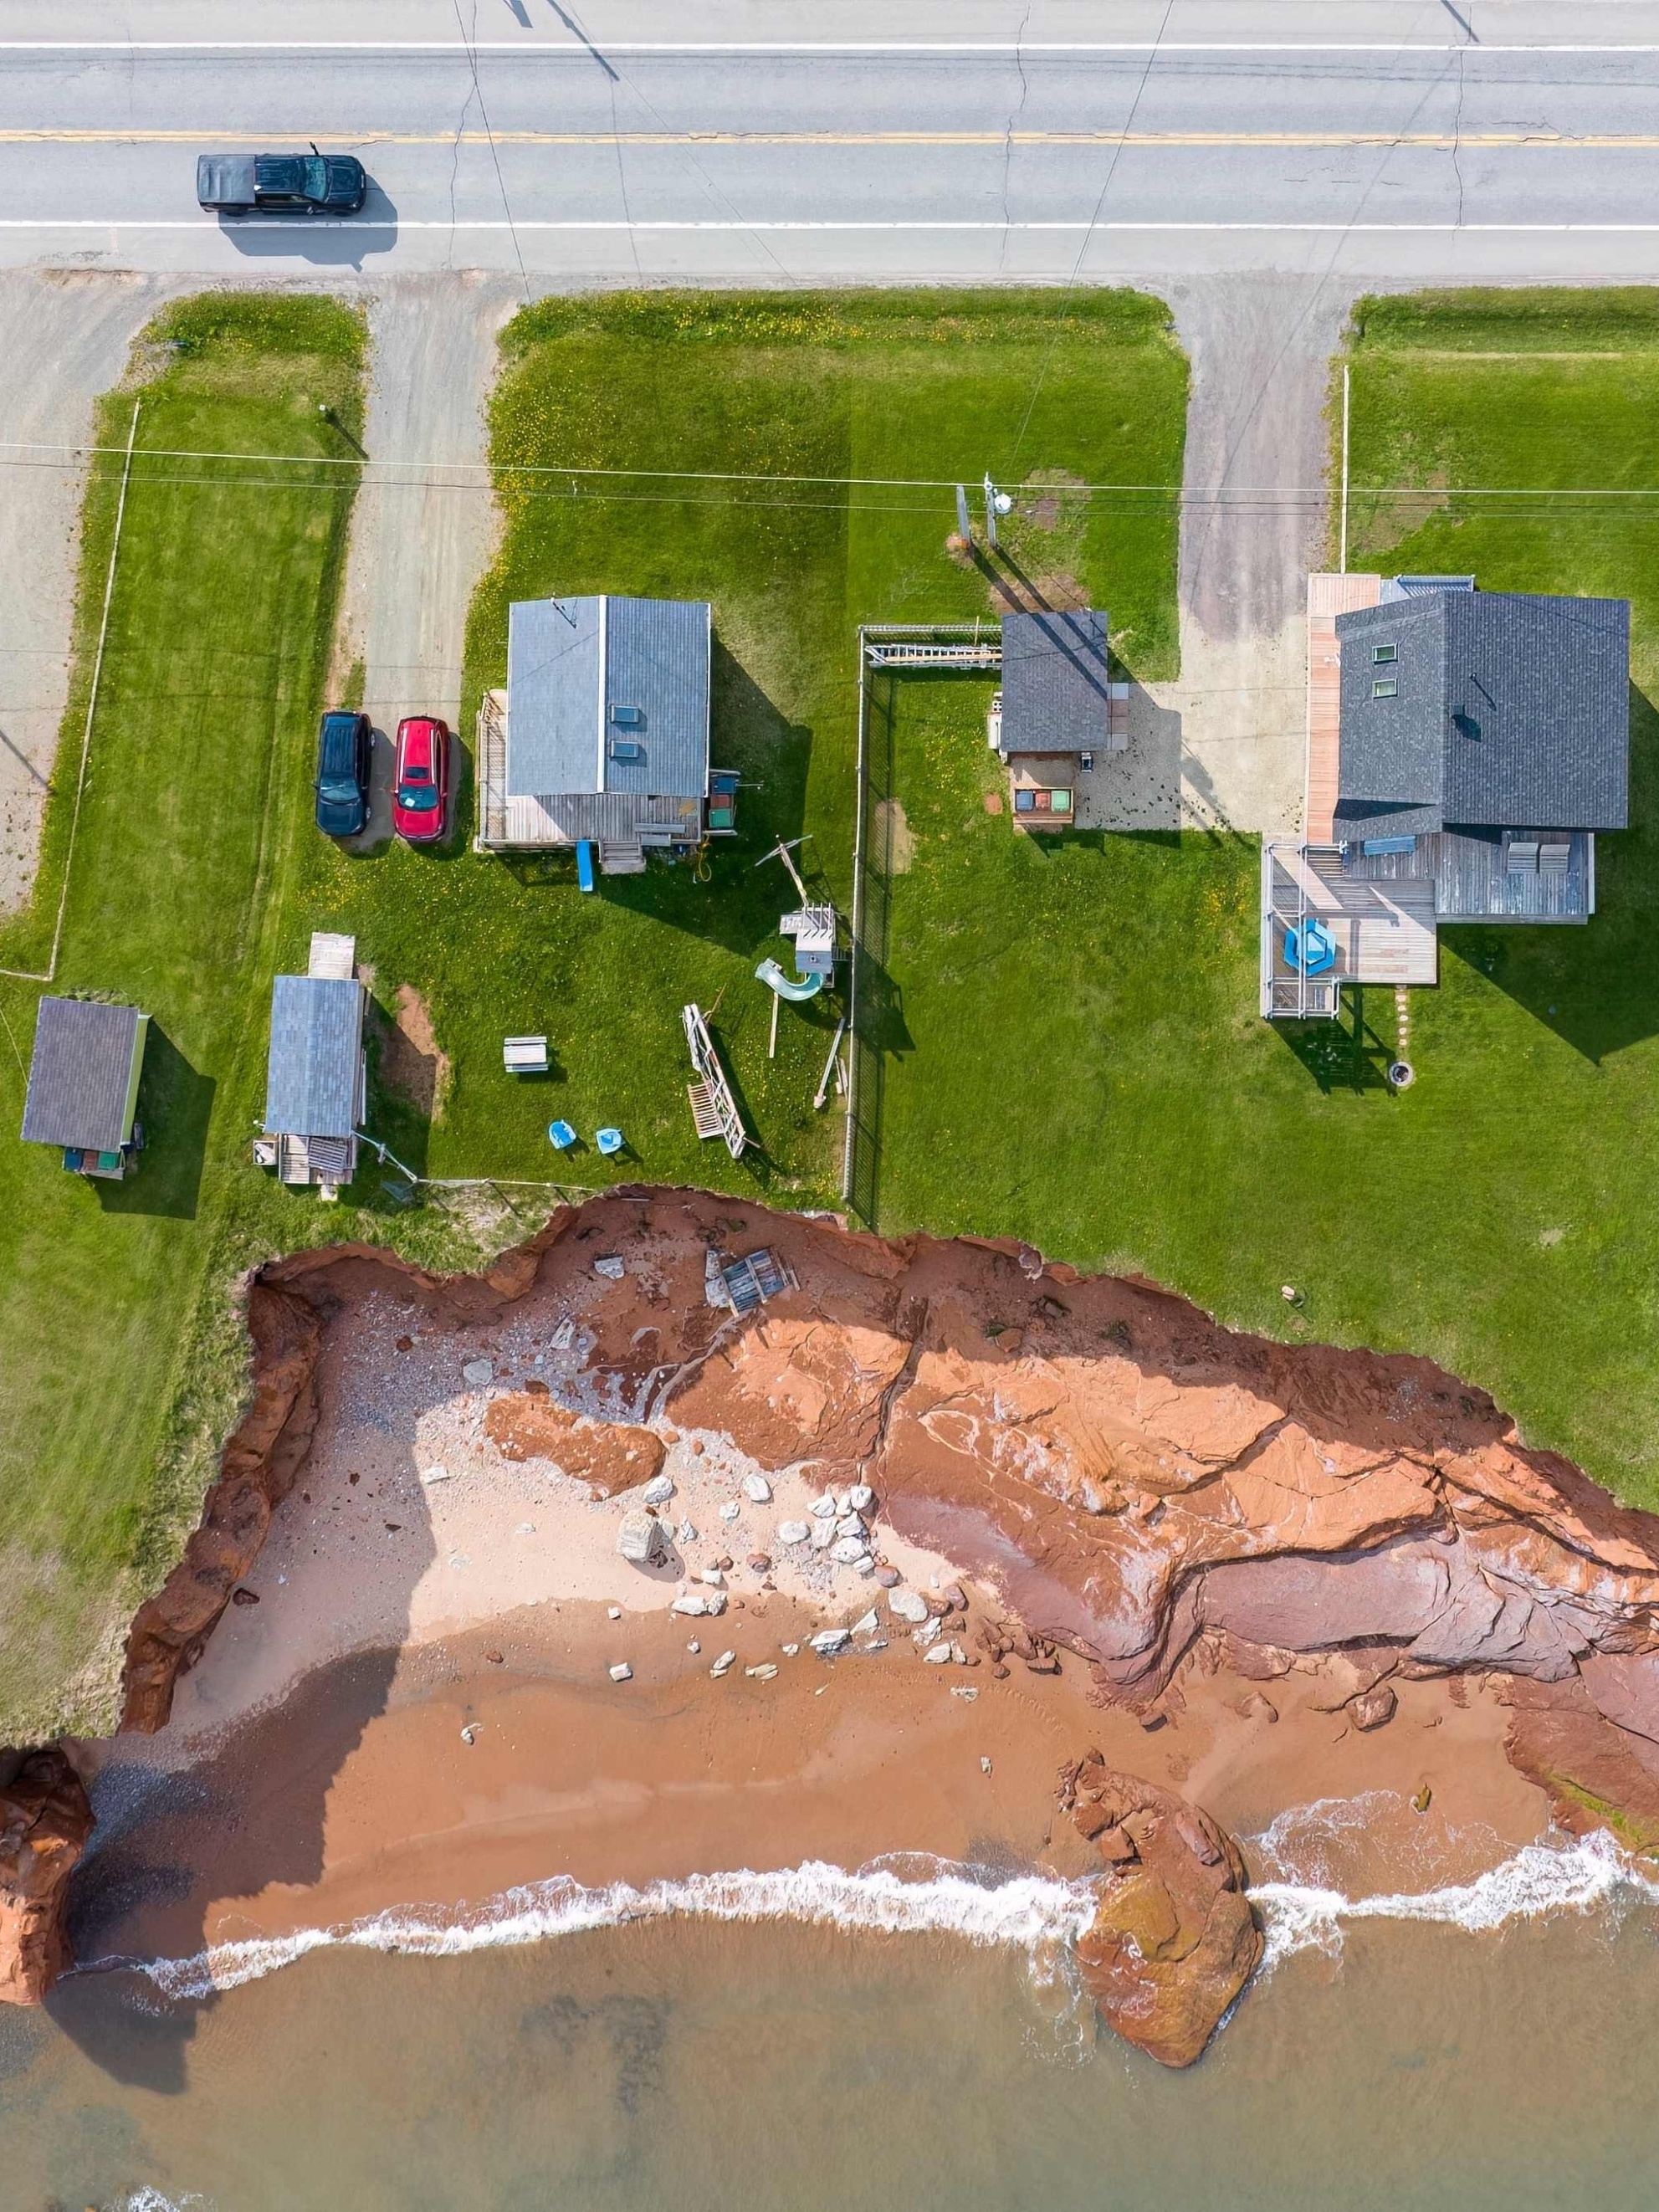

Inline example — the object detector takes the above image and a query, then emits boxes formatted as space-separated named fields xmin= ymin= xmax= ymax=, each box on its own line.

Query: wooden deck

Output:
xmin=1304 ymin=573 xmax=1380 ymax=841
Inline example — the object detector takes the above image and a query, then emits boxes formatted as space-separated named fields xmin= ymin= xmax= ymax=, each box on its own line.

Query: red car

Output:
xmin=392 ymin=716 xmax=450 ymax=842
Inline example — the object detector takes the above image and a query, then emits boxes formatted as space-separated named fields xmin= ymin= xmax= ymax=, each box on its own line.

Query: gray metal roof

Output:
xmin=20 ymin=997 xmax=146 ymax=1151
xmin=505 ymin=594 xmax=710 ymax=802
xmin=264 ymin=975 xmax=364 ymax=1139
xmin=1000 ymin=609 xmax=1110 ymax=751
xmin=1334 ymin=590 xmax=1629 ymax=836
xmin=505 ymin=596 xmax=602 ymax=799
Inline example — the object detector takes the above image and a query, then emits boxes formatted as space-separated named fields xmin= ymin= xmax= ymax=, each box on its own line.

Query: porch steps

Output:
xmin=600 ymin=838 xmax=646 ymax=875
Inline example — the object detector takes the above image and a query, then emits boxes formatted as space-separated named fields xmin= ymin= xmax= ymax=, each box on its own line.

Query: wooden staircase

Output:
xmin=600 ymin=837 xmax=646 ymax=876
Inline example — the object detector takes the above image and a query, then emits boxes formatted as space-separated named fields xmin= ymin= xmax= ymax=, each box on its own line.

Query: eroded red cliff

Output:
xmin=10 ymin=1185 xmax=1659 ymax=2010
xmin=0 ymin=1746 xmax=94 ymax=2005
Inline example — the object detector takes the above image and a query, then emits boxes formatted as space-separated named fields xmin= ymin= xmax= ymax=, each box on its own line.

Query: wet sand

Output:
xmin=79 ymin=1582 xmax=1549 ymax=1979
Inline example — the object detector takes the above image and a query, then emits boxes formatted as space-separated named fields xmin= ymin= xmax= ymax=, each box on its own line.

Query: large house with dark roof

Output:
xmin=1262 ymin=574 xmax=1631 ymax=1020
xmin=474 ymin=594 xmax=726 ymax=873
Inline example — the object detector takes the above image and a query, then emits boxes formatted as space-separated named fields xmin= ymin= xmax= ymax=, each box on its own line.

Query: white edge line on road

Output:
xmin=13 ymin=220 xmax=1659 ymax=233
xmin=3 ymin=40 xmax=1659 ymax=54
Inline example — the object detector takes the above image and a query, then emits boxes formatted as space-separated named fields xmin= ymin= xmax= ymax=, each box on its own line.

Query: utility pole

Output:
xmin=983 ymin=473 xmax=1012 ymax=551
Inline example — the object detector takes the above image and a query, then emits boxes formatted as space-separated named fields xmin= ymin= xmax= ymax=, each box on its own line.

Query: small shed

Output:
xmin=259 ymin=934 xmax=366 ymax=1193
xmin=998 ymin=609 xmax=1125 ymax=756
xmin=20 ymin=996 xmax=149 ymax=1178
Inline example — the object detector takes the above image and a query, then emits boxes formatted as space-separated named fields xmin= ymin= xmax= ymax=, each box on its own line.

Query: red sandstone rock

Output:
xmin=0 ymin=1748 xmax=94 ymax=2005
xmin=483 ymin=1395 xmax=664 ymax=1493
xmin=1065 ymin=1761 xmax=1263 ymax=2067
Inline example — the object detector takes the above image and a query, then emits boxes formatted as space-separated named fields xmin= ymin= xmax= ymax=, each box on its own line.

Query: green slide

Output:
xmin=755 ymin=958 xmax=827 ymax=1002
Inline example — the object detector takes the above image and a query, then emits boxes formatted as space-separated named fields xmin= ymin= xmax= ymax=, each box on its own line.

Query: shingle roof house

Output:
xmin=1262 ymin=577 xmax=1632 ymax=1021
xmin=476 ymin=594 xmax=714 ymax=866
xmin=1333 ymin=590 xmax=1629 ymax=846
xmin=20 ymin=996 xmax=149 ymax=1179
xmin=999 ymin=610 xmax=1116 ymax=753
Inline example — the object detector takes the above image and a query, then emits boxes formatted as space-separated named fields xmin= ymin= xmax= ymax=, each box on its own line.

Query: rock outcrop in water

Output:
xmin=0 ymin=1746 xmax=94 ymax=2005
xmin=1062 ymin=1755 xmax=1262 ymax=2066
xmin=13 ymin=1185 xmax=1659 ymax=2008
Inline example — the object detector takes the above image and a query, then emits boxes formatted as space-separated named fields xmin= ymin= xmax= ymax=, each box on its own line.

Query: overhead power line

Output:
xmin=0 ymin=439 xmax=1656 ymax=504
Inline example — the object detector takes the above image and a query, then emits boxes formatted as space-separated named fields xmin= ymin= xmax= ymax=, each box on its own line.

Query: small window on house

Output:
xmin=1373 ymin=678 xmax=1397 ymax=699
xmin=1373 ymin=643 xmax=1397 ymax=664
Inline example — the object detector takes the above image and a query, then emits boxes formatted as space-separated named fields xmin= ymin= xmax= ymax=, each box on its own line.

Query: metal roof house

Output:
xmin=475 ymin=594 xmax=718 ymax=872
xmin=1263 ymin=576 xmax=1631 ymax=1019
xmin=257 ymin=933 xmax=366 ymax=1193
xmin=990 ymin=610 xmax=1129 ymax=830
xmin=20 ymin=996 xmax=149 ymax=1179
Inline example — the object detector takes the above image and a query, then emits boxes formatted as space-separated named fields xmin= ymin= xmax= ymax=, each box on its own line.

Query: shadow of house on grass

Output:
xmin=1462 ymin=684 xmax=1659 ymax=1065
xmin=97 ymin=1024 xmax=213 ymax=1222
xmin=1275 ymin=986 xmax=1397 ymax=1098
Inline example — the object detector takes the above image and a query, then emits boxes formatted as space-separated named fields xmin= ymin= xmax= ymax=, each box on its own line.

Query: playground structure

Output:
xmin=683 ymin=1001 xmax=748 ymax=1159
xmin=752 ymin=834 xmax=845 ymax=1058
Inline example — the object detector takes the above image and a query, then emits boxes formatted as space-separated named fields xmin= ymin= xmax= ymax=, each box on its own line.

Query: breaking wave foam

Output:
xmin=90 ymin=1825 xmax=1659 ymax=2004
xmin=1252 ymin=1818 xmax=1659 ymax=1973
xmin=100 ymin=1859 xmax=1098 ymax=2001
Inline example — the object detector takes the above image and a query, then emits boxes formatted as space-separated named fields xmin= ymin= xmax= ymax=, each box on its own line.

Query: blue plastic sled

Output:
xmin=1283 ymin=918 xmax=1338 ymax=976
xmin=576 ymin=840 xmax=597 ymax=894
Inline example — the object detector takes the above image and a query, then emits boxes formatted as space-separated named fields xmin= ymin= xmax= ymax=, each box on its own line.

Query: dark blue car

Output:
xmin=315 ymin=710 xmax=372 ymax=837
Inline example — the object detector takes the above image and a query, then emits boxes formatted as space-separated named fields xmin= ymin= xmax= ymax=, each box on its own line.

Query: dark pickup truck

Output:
xmin=197 ymin=150 xmax=369 ymax=216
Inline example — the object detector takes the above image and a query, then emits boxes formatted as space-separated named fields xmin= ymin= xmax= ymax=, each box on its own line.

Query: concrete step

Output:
xmin=600 ymin=840 xmax=647 ymax=876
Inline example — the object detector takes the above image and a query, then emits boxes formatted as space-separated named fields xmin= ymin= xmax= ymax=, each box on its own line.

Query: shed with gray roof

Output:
xmin=20 ymin=996 xmax=149 ymax=1177
xmin=262 ymin=969 xmax=366 ymax=1190
xmin=483 ymin=594 xmax=714 ymax=862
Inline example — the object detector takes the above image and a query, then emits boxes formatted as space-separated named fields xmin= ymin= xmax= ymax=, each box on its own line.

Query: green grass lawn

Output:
xmin=868 ymin=288 xmax=1659 ymax=1512
xmin=0 ymin=286 xmax=1186 ymax=1738
xmin=0 ymin=295 xmax=371 ymax=1737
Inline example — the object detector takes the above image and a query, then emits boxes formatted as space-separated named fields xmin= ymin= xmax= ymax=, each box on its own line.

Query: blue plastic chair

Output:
xmin=547 ymin=1119 xmax=577 ymax=1151
xmin=595 ymin=1126 xmax=625 ymax=1157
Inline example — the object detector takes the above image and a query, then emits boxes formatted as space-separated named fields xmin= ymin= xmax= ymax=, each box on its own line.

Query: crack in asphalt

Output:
xmin=997 ymin=2 xmax=1033 ymax=274
xmin=1450 ymin=46 xmax=1470 ymax=229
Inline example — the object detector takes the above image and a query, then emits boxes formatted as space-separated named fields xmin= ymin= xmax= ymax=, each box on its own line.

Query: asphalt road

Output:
xmin=9 ymin=4 xmax=1659 ymax=282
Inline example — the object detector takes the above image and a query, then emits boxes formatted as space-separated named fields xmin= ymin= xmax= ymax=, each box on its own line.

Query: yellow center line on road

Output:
xmin=5 ymin=127 xmax=1659 ymax=149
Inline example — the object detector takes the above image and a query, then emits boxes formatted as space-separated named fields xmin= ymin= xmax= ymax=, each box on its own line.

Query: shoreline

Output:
xmin=28 ymin=1184 xmax=1659 ymax=2035
xmin=77 ymin=1586 xmax=1550 ymax=1992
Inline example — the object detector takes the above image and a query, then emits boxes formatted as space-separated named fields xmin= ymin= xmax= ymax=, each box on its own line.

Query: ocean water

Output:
xmin=6 ymin=1820 xmax=1659 ymax=2211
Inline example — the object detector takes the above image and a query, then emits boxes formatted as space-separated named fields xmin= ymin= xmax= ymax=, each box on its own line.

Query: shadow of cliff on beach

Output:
xmin=53 ymin=1646 xmax=402 ymax=2091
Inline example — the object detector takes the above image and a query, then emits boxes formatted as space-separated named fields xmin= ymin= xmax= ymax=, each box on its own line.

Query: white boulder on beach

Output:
xmin=811 ymin=1518 xmax=837 ymax=1551
xmin=641 ymin=1473 xmax=674 ymax=1507
xmin=832 ymin=1536 xmax=870 ymax=1566
xmin=617 ymin=1512 xmax=669 ymax=1566
xmin=777 ymin=1520 xmax=811 ymax=1545
xmin=742 ymin=1472 xmax=772 ymax=1503
xmin=888 ymin=1589 xmax=929 ymax=1624
xmin=810 ymin=1627 xmax=853 ymax=1656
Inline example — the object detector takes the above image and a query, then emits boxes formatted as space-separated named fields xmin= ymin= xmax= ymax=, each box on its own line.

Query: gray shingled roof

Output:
xmin=1000 ymin=609 xmax=1110 ymax=751
xmin=1334 ymin=590 xmax=1629 ymax=837
xmin=20 ymin=997 xmax=146 ymax=1152
xmin=264 ymin=975 xmax=364 ymax=1139
xmin=506 ymin=594 xmax=710 ymax=802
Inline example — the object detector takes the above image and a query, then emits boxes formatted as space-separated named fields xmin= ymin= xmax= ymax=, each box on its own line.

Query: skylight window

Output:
xmin=1373 ymin=643 xmax=1396 ymax=663
xmin=1373 ymin=678 xmax=1398 ymax=699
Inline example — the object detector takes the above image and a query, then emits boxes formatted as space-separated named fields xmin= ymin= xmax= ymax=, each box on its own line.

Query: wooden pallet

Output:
xmin=688 ymin=1079 xmax=725 ymax=1140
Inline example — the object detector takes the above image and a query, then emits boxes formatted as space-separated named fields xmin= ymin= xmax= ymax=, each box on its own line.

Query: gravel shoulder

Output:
xmin=0 ymin=270 xmax=192 ymax=914
xmin=335 ymin=274 xmax=522 ymax=848
xmin=1146 ymin=274 xmax=1358 ymax=835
